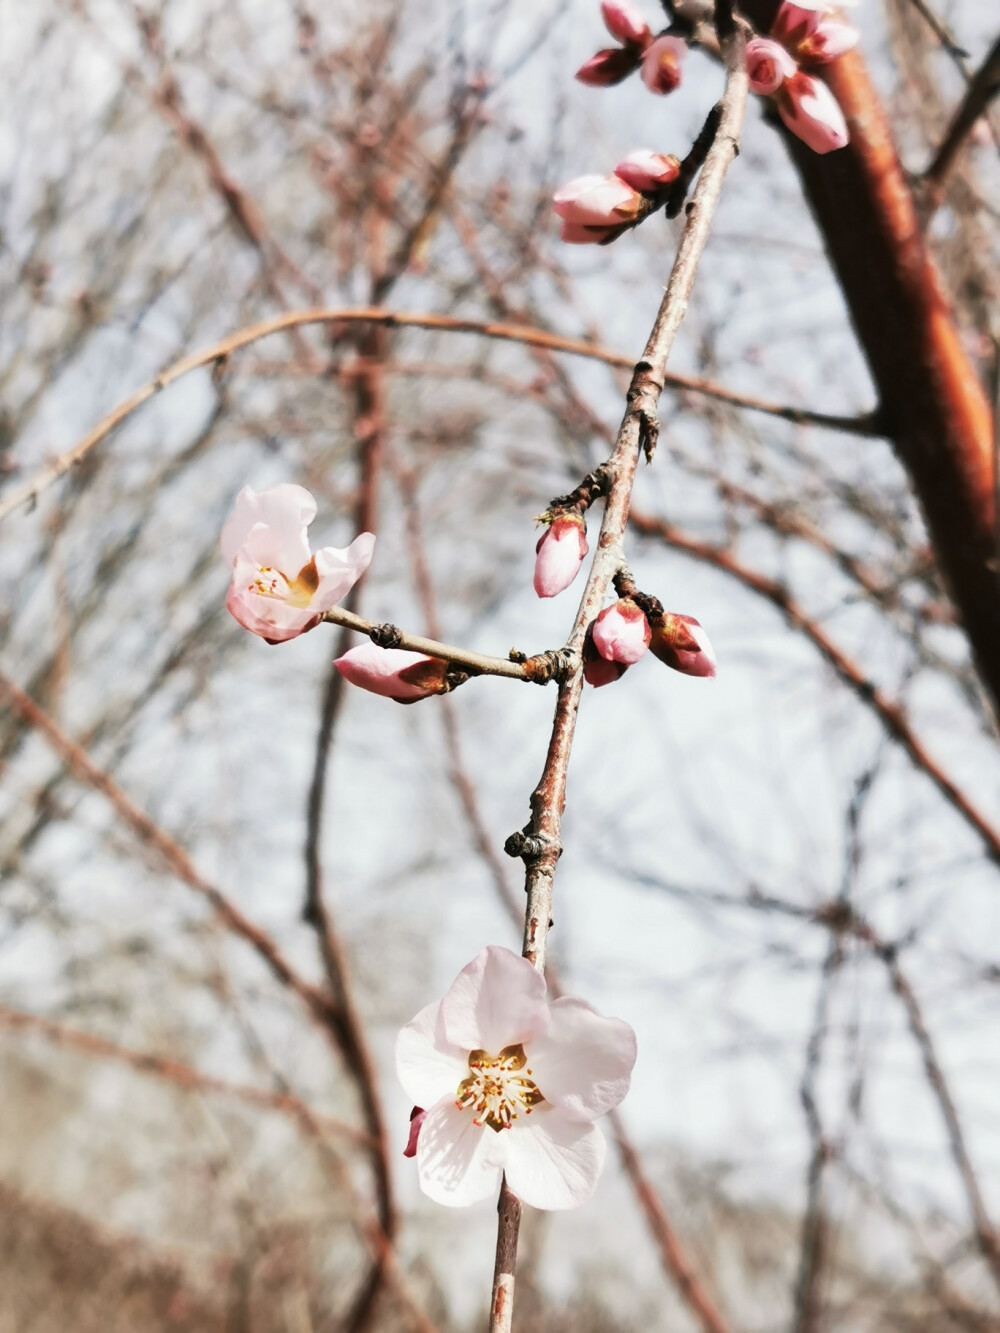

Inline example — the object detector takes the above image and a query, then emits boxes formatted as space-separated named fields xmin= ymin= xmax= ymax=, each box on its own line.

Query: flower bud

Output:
xmin=772 ymin=3 xmax=858 ymax=63
xmin=777 ymin=71 xmax=849 ymax=153
xmin=746 ymin=36 xmax=797 ymax=95
xmin=576 ymin=45 xmax=643 ymax=86
xmin=553 ymin=174 xmax=645 ymax=227
xmin=592 ymin=598 xmax=651 ymax=665
xmin=649 ymin=613 xmax=717 ymax=678
xmin=601 ymin=0 xmax=652 ymax=46
xmin=640 ymin=35 xmax=686 ymax=95
xmin=533 ymin=513 xmax=588 ymax=598
xmin=333 ymin=643 xmax=450 ymax=702
xmin=613 ymin=149 xmax=681 ymax=192
xmin=583 ymin=628 xmax=628 ymax=687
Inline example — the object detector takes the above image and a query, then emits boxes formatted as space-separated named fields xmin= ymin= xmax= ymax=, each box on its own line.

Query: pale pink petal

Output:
xmin=746 ymin=36 xmax=798 ymax=95
xmin=640 ymin=35 xmax=686 ymax=95
xmin=396 ymin=999 xmax=468 ymax=1108
xmin=440 ymin=946 xmax=550 ymax=1054
xmin=333 ymin=643 xmax=448 ymax=701
xmin=778 ymin=72 xmax=849 ymax=152
xmin=613 ymin=149 xmax=680 ymax=191
xmin=802 ymin=17 xmax=858 ymax=61
xmin=226 ymin=552 xmax=316 ymax=642
xmin=584 ymin=652 xmax=626 ymax=687
xmin=533 ymin=516 xmax=588 ymax=597
xmin=312 ymin=531 xmax=376 ymax=610
xmin=526 ymin=998 xmax=637 ymax=1121
xmin=601 ymin=0 xmax=651 ymax=46
xmin=415 ymin=1097 xmax=505 ymax=1207
xmin=650 ymin=612 xmax=717 ymax=677
xmin=559 ymin=219 xmax=618 ymax=244
xmin=501 ymin=1108 xmax=607 ymax=1210
xmin=220 ymin=483 xmax=315 ymax=571
xmin=552 ymin=175 xmax=642 ymax=226
xmin=591 ymin=599 xmax=651 ymax=665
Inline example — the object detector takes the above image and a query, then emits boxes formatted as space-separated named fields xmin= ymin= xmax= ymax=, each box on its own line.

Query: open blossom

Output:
xmin=333 ymin=642 xmax=449 ymax=703
xmin=772 ymin=3 xmax=858 ymax=63
xmin=533 ymin=513 xmax=588 ymax=597
xmin=592 ymin=598 xmax=651 ymax=665
xmin=221 ymin=484 xmax=374 ymax=643
xmin=613 ymin=149 xmax=680 ymax=191
xmin=396 ymin=946 xmax=636 ymax=1209
xmin=778 ymin=72 xmax=849 ymax=153
xmin=649 ymin=613 xmax=717 ymax=678
xmin=640 ymin=34 xmax=686 ymax=95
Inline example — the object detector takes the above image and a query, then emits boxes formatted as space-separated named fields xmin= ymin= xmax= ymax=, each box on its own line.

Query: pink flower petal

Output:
xmin=525 ymin=998 xmax=637 ymax=1121
xmin=649 ymin=612 xmax=717 ymax=677
xmin=553 ymin=174 xmax=643 ymax=226
xmin=312 ymin=532 xmax=376 ymax=609
xmin=640 ymin=35 xmax=686 ymax=95
xmin=778 ymin=72 xmax=849 ymax=153
xmin=396 ymin=999 xmax=468 ymax=1108
xmin=533 ymin=515 xmax=588 ymax=597
xmin=502 ymin=1109 xmax=607 ymax=1210
xmin=226 ymin=551 xmax=317 ymax=643
xmin=333 ymin=643 xmax=449 ymax=701
xmin=440 ymin=946 xmax=550 ymax=1054
xmin=415 ymin=1097 xmax=505 ymax=1207
xmin=746 ymin=36 xmax=798 ymax=95
xmin=613 ymin=149 xmax=680 ymax=191
xmin=591 ymin=599 xmax=651 ymax=665
xmin=575 ymin=46 xmax=641 ymax=86
xmin=220 ymin=483 xmax=315 ymax=571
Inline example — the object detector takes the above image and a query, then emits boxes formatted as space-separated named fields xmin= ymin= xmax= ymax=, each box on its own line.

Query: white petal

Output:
xmin=415 ymin=1098 xmax=504 ymax=1207
xmin=501 ymin=1108 xmax=607 ymax=1210
xmin=526 ymin=998 xmax=636 ymax=1121
xmin=395 ymin=1000 xmax=468 ymax=1108
xmin=313 ymin=531 xmax=376 ymax=609
xmin=220 ymin=484 xmax=316 ymax=570
xmin=440 ymin=946 xmax=549 ymax=1053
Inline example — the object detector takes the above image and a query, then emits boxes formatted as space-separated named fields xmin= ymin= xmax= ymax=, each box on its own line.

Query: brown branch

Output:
xmin=490 ymin=25 xmax=748 ymax=1330
xmin=629 ymin=510 xmax=1000 ymax=864
xmin=741 ymin=2 xmax=1000 ymax=719
xmin=922 ymin=33 xmax=1000 ymax=213
xmin=0 ymin=1004 xmax=371 ymax=1148
xmin=0 ymin=308 xmax=878 ymax=525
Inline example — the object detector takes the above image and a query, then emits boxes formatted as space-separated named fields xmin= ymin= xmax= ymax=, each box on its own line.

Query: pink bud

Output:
xmin=772 ymin=3 xmax=858 ymax=62
xmin=533 ymin=514 xmax=589 ymax=598
xmin=640 ymin=35 xmax=686 ymax=95
xmin=649 ymin=613 xmax=716 ymax=678
xmin=613 ymin=149 xmax=681 ymax=192
xmin=777 ymin=72 xmax=849 ymax=153
xmin=403 ymin=1106 xmax=426 ymax=1158
xmin=592 ymin=598 xmax=651 ymax=665
xmin=333 ymin=643 xmax=450 ymax=702
xmin=553 ymin=174 xmax=645 ymax=227
xmin=583 ymin=628 xmax=628 ymax=687
xmin=576 ymin=45 xmax=643 ymax=86
xmin=601 ymin=0 xmax=652 ymax=46
xmin=746 ymin=37 xmax=798 ymax=95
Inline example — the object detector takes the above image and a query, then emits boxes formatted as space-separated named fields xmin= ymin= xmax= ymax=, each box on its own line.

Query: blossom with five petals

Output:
xmin=221 ymin=484 xmax=374 ymax=643
xmin=396 ymin=946 xmax=637 ymax=1209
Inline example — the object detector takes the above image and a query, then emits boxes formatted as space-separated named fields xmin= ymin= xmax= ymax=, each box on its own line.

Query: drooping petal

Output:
xmin=601 ymin=0 xmax=651 ymax=46
xmin=526 ymin=997 xmax=637 ymax=1121
xmin=333 ymin=643 xmax=450 ymax=702
xmin=396 ymin=1000 xmax=469 ymax=1108
xmin=415 ymin=1097 xmax=505 ymax=1207
xmin=440 ymin=946 xmax=550 ymax=1054
xmin=501 ymin=1108 xmax=608 ymax=1210
xmin=220 ymin=483 xmax=316 ymax=572
xmin=312 ymin=531 xmax=376 ymax=610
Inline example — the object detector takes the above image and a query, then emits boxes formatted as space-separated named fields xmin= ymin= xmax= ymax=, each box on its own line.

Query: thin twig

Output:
xmin=922 ymin=34 xmax=1000 ymax=214
xmin=489 ymin=22 xmax=748 ymax=1330
xmin=0 ymin=309 xmax=879 ymax=525
xmin=629 ymin=511 xmax=1000 ymax=863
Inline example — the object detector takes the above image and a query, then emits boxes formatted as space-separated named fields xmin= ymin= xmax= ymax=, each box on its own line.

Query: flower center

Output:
xmin=248 ymin=557 xmax=318 ymax=608
xmin=455 ymin=1044 xmax=545 ymax=1132
xmin=249 ymin=565 xmax=291 ymax=600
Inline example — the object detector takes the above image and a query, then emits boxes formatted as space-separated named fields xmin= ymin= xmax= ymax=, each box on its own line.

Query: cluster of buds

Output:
xmin=583 ymin=595 xmax=716 ymax=687
xmin=554 ymin=149 xmax=681 ymax=245
xmin=746 ymin=2 xmax=858 ymax=154
xmin=576 ymin=1 xmax=688 ymax=96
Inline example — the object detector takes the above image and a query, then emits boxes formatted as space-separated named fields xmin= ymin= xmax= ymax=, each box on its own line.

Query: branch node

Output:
xmin=369 ymin=622 xmax=404 ymax=649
